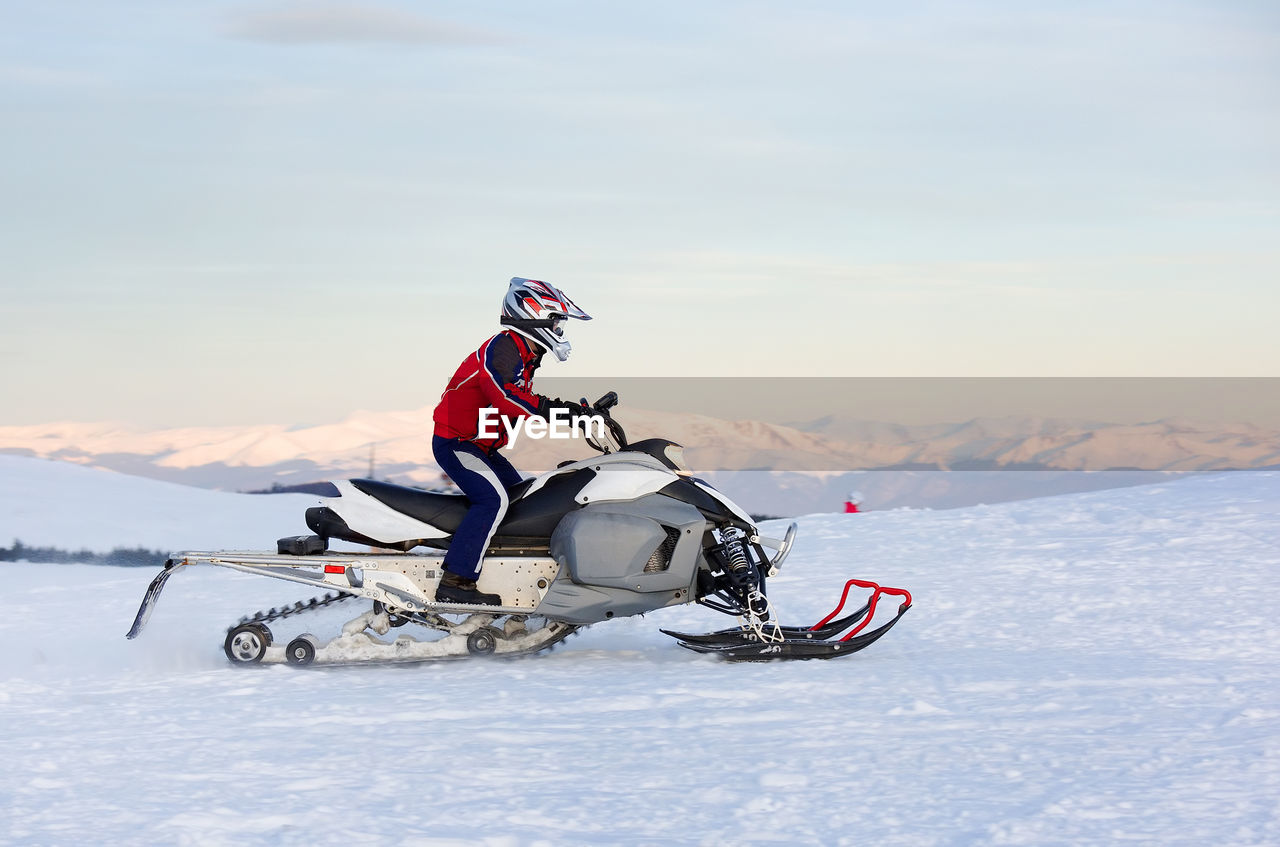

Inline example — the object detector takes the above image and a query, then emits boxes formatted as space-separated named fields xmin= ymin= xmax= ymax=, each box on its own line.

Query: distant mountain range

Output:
xmin=1 ymin=407 xmax=1276 ymax=514
xmin=786 ymin=414 xmax=1280 ymax=472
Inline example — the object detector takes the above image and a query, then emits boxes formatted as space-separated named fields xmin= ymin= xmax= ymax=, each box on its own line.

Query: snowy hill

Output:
xmin=0 ymin=455 xmax=317 ymax=552
xmin=1 ymin=462 xmax=1277 ymax=844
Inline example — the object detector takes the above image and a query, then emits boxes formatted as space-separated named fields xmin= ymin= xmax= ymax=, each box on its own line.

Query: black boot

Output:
xmin=435 ymin=569 xmax=502 ymax=606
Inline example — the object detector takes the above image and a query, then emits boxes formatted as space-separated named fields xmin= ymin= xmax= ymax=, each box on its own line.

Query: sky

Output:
xmin=1 ymin=0 xmax=1277 ymax=427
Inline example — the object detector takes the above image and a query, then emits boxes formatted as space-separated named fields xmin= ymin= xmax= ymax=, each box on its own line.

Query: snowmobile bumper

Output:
xmin=126 ymin=558 xmax=190 ymax=639
xmin=754 ymin=522 xmax=797 ymax=576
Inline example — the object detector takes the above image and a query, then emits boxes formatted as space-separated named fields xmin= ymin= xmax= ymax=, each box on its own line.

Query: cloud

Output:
xmin=223 ymin=3 xmax=500 ymax=46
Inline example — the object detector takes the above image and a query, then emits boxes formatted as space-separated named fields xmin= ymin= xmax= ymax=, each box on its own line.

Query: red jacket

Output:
xmin=433 ymin=331 xmax=546 ymax=451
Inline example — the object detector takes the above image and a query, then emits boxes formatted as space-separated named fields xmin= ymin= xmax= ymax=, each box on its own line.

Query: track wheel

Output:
xmin=466 ymin=627 xmax=501 ymax=657
xmin=224 ymin=622 xmax=272 ymax=665
xmin=285 ymin=634 xmax=318 ymax=666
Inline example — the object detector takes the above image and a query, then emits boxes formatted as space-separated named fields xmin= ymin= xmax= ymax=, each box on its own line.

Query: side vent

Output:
xmin=644 ymin=526 xmax=682 ymax=573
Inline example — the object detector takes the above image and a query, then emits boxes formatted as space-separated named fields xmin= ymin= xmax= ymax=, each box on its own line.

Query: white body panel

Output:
xmin=520 ymin=451 xmax=674 ymax=500
xmin=574 ymin=464 xmax=679 ymax=505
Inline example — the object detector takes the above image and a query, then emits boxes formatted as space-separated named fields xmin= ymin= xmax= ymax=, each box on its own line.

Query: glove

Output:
xmin=538 ymin=396 xmax=592 ymax=420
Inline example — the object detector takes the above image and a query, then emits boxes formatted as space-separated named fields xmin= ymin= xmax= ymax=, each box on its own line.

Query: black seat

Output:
xmin=349 ymin=477 xmax=542 ymax=535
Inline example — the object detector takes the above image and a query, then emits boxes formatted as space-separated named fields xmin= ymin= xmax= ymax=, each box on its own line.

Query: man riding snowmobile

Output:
xmin=431 ymin=277 xmax=593 ymax=605
xmin=127 ymin=279 xmax=913 ymax=664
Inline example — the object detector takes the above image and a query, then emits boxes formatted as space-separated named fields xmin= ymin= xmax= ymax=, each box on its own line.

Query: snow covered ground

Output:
xmin=2 ymin=458 xmax=1279 ymax=845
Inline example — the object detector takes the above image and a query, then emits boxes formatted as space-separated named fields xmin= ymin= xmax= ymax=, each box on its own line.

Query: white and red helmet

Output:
xmin=501 ymin=277 xmax=591 ymax=362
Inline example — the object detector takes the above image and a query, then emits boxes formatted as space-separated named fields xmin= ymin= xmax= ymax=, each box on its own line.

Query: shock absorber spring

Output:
xmin=720 ymin=527 xmax=751 ymax=576
xmin=720 ymin=526 xmax=777 ymax=638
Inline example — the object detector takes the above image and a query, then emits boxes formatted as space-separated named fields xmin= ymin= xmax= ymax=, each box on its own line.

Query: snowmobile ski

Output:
xmin=662 ymin=579 xmax=911 ymax=662
xmin=660 ymin=599 xmax=872 ymax=645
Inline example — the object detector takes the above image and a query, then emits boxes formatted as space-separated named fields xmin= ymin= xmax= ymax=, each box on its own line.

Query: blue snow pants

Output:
xmin=432 ymin=435 xmax=524 ymax=580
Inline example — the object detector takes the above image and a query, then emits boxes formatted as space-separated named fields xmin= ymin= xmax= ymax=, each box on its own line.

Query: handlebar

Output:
xmin=581 ymin=391 xmax=626 ymax=453
xmin=591 ymin=390 xmax=619 ymax=413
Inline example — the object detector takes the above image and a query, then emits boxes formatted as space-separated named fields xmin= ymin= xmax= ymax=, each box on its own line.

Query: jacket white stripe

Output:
xmin=455 ymin=450 xmax=511 ymax=569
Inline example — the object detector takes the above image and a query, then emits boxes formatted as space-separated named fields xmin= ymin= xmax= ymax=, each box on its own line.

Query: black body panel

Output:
xmin=498 ymin=469 xmax=594 ymax=536
xmin=657 ymin=478 xmax=741 ymax=526
xmin=625 ymin=438 xmax=684 ymax=472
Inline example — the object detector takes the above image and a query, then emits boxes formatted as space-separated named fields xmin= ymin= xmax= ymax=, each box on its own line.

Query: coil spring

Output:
xmin=721 ymin=526 xmax=773 ymax=626
xmin=721 ymin=527 xmax=751 ymax=575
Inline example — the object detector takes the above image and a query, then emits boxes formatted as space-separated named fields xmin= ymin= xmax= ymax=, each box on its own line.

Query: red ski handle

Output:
xmin=811 ymin=578 xmax=913 ymax=642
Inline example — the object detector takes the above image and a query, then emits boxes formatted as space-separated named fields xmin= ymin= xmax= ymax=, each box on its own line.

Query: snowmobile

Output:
xmin=126 ymin=393 xmax=910 ymax=665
